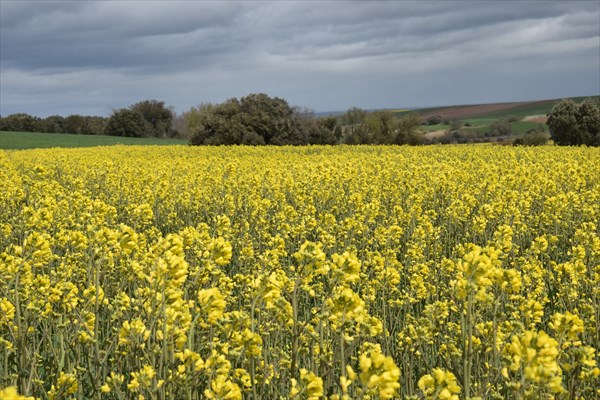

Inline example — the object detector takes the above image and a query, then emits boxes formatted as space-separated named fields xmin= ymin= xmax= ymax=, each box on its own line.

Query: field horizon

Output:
xmin=2 ymin=95 xmax=598 ymax=150
xmin=0 ymin=130 xmax=187 ymax=150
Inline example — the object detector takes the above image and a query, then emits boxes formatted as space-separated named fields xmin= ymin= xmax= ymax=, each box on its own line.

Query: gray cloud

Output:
xmin=1 ymin=0 xmax=598 ymax=117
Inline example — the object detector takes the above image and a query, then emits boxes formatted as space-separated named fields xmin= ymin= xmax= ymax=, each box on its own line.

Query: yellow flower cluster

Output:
xmin=0 ymin=387 xmax=35 ymax=400
xmin=503 ymin=330 xmax=564 ymax=397
xmin=357 ymin=343 xmax=401 ymax=399
xmin=418 ymin=368 xmax=461 ymax=400
xmin=1 ymin=145 xmax=599 ymax=399
xmin=290 ymin=368 xmax=324 ymax=400
xmin=47 ymin=372 xmax=78 ymax=400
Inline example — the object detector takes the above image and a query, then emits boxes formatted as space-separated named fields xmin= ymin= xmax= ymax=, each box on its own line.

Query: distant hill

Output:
xmin=392 ymin=95 xmax=599 ymax=143
xmin=397 ymin=96 xmax=599 ymax=120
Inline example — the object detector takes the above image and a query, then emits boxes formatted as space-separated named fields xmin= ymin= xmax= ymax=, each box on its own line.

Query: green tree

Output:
xmin=365 ymin=110 xmax=397 ymax=144
xmin=130 ymin=99 xmax=174 ymax=138
xmin=104 ymin=109 xmax=148 ymax=137
xmin=190 ymin=93 xmax=306 ymax=146
xmin=239 ymin=93 xmax=304 ymax=145
xmin=312 ymin=116 xmax=342 ymax=145
xmin=191 ymin=99 xmax=244 ymax=145
xmin=547 ymin=98 xmax=600 ymax=146
xmin=576 ymin=98 xmax=600 ymax=146
xmin=0 ymin=113 xmax=42 ymax=132
xmin=293 ymin=107 xmax=341 ymax=145
xmin=64 ymin=114 xmax=86 ymax=134
xmin=85 ymin=116 xmax=108 ymax=135
xmin=182 ymin=103 xmax=215 ymax=139
xmin=41 ymin=115 xmax=66 ymax=133
xmin=342 ymin=107 xmax=370 ymax=144
xmin=395 ymin=113 xmax=424 ymax=144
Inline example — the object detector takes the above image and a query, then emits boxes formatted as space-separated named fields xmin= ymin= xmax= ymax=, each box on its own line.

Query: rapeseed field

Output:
xmin=1 ymin=145 xmax=598 ymax=399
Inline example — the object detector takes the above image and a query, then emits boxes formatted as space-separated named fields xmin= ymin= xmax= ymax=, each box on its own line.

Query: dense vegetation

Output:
xmin=0 ymin=113 xmax=108 ymax=136
xmin=547 ymin=98 xmax=600 ymax=146
xmin=1 ymin=145 xmax=599 ymax=399
xmin=0 ymin=100 xmax=178 ymax=140
xmin=2 ymin=95 xmax=598 ymax=146
xmin=104 ymin=100 xmax=177 ymax=139
xmin=187 ymin=94 xmax=422 ymax=146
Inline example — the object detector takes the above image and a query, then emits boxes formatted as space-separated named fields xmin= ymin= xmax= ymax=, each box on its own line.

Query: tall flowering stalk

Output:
xmin=0 ymin=145 xmax=598 ymax=398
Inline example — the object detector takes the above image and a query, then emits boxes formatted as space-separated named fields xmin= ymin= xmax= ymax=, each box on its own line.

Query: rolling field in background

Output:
xmin=403 ymin=96 xmax=598 ymax=120
xmin=400 ymin=95 xmax=599 ymax=139
xmin=0 ymin=131 xmax=186 ymax=150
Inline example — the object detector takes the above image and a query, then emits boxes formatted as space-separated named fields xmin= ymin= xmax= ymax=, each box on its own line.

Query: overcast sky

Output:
xmin=1 ymin=1 xmax=599 ymax=117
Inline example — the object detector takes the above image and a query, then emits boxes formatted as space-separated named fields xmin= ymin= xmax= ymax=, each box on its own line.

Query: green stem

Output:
xmin=462 ymin=294 xmax=473 ymax=399
xmin=290 ymin=278 xmax=300 ymax=379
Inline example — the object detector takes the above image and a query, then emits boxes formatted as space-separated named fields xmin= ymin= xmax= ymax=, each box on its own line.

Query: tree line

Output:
xmin=187 ymin=94 xmax=424 ymax=146
xmin=0 ymin=94 xmax=424 ymax=145
xmin=0 ymin=100 xmax=177 ymax=139
xmin=0 ymin=113 xmax=108 ymax=135
xmin=1 ymin=95 xmax=598 ymax=146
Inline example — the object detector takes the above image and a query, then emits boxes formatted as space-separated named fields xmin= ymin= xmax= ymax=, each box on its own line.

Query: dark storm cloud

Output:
xmin=1 ymin=1 xmax=598 ymax=117
xmin=1 ymin=1 xmax=244 ymax=71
